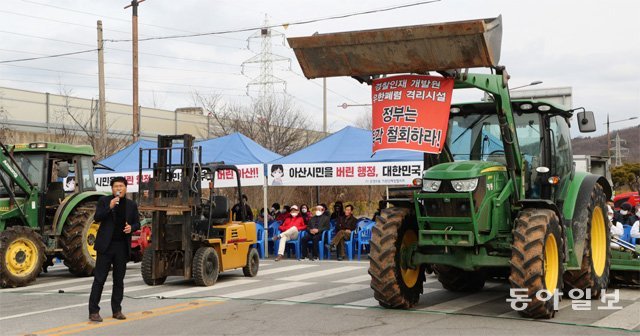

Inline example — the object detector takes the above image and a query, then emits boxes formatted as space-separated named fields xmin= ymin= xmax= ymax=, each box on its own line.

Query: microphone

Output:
xmin=115 ymin=191 xmax=121 ymax=205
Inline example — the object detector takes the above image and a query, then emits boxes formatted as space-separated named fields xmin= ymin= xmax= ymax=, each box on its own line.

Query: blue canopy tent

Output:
xmin=196 ymin=132 xmax=281 ymax=165
xmin=270 ymin=126 xmax=422 ymax=164
xmin=96 ymin=140 xmax=157 ymax=174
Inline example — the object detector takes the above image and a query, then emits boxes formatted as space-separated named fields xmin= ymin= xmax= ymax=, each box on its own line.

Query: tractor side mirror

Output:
xmin=577 ymin=111 xmax=596 ymax=133
xmin=57 ymin=161 xmax=70 ymax=178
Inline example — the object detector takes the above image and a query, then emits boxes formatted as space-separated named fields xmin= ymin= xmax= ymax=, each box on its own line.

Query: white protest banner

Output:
xmin=92 ymin=164 xmax=264 ymax=192
xmin=267 ymin=162 xmax=423 ymax=186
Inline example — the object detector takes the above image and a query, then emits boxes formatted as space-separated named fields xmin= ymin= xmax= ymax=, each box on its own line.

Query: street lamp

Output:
xmin=338 ymin=103 xmax=372 ymax=109
xmin=604 ymin=114 xmax=639 ymax=159
xmin=510 ymin=80 xmax=543 ymax=90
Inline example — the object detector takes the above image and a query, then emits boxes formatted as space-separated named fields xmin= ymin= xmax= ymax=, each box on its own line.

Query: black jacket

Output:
xmin=307 ymin=212 xmax=330 ymax=233
xmin=94 ymin=195 xmax=141 ymax=256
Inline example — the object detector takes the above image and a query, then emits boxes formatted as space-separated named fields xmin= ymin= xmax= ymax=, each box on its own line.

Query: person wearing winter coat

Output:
xmin=301 ymin=204 xmax=330 ymax=260
xmin=273 ymin=205 xmax=307 ymax=261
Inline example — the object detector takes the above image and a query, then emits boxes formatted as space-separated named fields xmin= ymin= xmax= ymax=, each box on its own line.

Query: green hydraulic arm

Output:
xmin=0 ymin=142 xmax=40 ymax=230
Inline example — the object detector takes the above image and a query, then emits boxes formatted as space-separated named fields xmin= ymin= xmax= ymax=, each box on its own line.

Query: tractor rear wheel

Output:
xmin=243 ymin=248 xmax=259 ymax=277
xmin=509 ymin=208 xmax=563 ymax=319
xmin=369 ymin=207 xmax=424 ymax=309
xmin=61 ymin=201 xmax=99 ymax=276
xmin=141 ymin=248 xmax=166 ymax=286
xmin=0 ymin=226 xmax=45 ymax=288
xmin=564 ymin=183 xmax=610 ymax=298
xmin=193 ymin=247 xmax=219 ymax=286
xmin=434 ymin=265 xmax=486 ymax=292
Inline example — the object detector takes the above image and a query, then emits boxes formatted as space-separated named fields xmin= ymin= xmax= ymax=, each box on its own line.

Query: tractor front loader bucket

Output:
xmin=287 ymin=16 xmax=502 ymax=79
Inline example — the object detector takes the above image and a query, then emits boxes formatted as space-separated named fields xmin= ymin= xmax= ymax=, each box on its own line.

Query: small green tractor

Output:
xmin=0 ymin=142 xmax=108 ymax=287
xmin=288 ymin=16 xmax=639 ymax=318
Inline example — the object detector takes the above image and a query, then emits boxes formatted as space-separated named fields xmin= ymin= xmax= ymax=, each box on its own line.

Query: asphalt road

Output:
xmin=1 ymin=259 xmax=638 ymax=335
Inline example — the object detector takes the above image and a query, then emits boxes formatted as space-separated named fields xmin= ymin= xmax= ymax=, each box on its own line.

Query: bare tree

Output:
xmin=54 ymin=87 xmax=130 ymax=160
xmin=194 ymin=92 xmax=322 ymax=155
xmin=0 ymin=93 xmax=12 ymax=143
xmin=354 ymin=108 xmax=372 ymax=130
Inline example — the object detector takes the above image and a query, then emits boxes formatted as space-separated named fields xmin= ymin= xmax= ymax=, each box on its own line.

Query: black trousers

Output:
xmin=301 ymin=232 xmax=323 ymax=258
xmin=89 ymin=241 xmax=128 ymax=314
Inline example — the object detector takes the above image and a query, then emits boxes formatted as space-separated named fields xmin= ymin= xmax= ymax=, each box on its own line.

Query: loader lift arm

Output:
xmin=0 ymin=142 xmax=39 ymax=228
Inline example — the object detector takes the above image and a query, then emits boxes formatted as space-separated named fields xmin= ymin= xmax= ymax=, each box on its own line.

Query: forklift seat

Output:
xmin=210 ymin=195 xmax=229 ymax=224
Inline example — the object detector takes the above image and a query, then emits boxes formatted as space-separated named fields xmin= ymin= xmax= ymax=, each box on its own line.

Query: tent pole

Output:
xmin=263 ymin=174 xmax=269 ymax=258
xmin=385 ymin=185 xmax=389 ymax=205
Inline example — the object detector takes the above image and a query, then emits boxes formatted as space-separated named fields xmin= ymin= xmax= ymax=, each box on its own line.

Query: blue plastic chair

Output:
xmin=267 ymin=221 xmax=281 ymax=254
xmin=341 ymin=220 xmax=373 ymax=260
xmin=622 ymin=225 xmax=632 ymax=243
xmin=301 ymin=231 xmax=322 ymax=260
xmin=273 ymin=228 xmax=303 ymax=259
xmin=356 ymin=222 xmax=375 ymax=260
xmin=254 ymin=222 xmax=266 ymax=258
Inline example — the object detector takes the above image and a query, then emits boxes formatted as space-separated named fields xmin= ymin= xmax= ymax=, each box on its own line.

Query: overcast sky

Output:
xmin=1 ymin=0 xmax=638 ymax=137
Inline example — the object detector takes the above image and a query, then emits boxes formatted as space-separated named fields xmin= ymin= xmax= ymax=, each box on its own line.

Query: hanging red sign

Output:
xmin=371 ymin=75 xmax=454 ymax=154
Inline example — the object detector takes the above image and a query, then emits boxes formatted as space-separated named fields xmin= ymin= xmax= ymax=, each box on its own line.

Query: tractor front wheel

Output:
xmin=564 ymin=183 xmax=610 ymax=298
xmin=369 ymin=207 xmax=424 ymax=309
xmin=193 ymin=247 xmax=219 ymax=286
xmin=0 ymin=226 xmax=45 ymax=288
xmin=62 ymin=201 xmax=99 ymax=276
xmin=509 ymin=208 xmax=563 ymax=319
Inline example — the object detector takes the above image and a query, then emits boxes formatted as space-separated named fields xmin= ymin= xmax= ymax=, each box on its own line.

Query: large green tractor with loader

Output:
xmin=288 ymin=16 xmax=639 ymax=318
xmin=0 ymin=141 xmax=109 ymax=287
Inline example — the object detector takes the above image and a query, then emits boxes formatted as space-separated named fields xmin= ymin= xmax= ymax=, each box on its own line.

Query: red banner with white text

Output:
xmin=371 ymin=75 xmax=454 ymax=154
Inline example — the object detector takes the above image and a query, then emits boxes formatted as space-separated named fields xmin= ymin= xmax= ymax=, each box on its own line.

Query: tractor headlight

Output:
xmin=422 ymin=179 xmax=441 ymax=192
xmin=451 ymin=178 xmax=478 ymax=192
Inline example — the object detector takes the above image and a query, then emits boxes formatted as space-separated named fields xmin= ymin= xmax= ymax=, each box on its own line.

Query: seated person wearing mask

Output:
xmin=272 ymin=205 xmax=306 ymax=261
xmin=301 ymin=204 xmax=330 ymax=260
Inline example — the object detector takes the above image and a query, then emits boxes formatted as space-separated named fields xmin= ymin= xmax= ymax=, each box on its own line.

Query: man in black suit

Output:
xmin=88 ymin=176 xmax=140 ymax=322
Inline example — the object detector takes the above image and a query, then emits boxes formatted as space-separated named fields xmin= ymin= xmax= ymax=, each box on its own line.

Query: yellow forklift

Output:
xmin=138 ymin=134 xmax=259 ymax=286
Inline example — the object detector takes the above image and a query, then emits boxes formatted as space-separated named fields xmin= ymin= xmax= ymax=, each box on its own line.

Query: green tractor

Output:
xmin=0 ymin=141 xmax=109 ymax=287
xmin=288 ymin=16 xmax=638 ymax=318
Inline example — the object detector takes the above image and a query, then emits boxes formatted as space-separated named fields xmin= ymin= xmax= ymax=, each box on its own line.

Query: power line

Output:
xmin=0 ymin=49 xmax=97 ymax=64
xmin=20 ymin=0 xmax=246 ymax=42
xmin=105 ymin=0 xmax=441 ymax=42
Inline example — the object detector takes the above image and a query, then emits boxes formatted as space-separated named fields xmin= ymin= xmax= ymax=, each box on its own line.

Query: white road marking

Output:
xmin=138 ymin=279 xmax=258 ymax=299
xmin=222 ymin=282 xmax=312 ymax=299
xmin=332 ymin=274 xmax=371 ymax=284
xmin=2 ymin=277 xmax=93 ymax=293
xmin=258 ymin=264 xmax=318 ymax=276
xmin=269 ymin=284 xmax=370 ymax=305
xmin=592 ymin=302 xmax=640 ymax=330
xmin=25 ymin=276 xmax=140 ymax=296
xmin=420 ymin=283 xmax=504 ymax=312
xmin=277 ymin=266 xmax=363 ymax=281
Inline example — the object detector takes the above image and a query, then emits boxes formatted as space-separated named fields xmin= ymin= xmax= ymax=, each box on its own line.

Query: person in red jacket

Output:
xmin=273 ymin=205 xmax=307 ymax=261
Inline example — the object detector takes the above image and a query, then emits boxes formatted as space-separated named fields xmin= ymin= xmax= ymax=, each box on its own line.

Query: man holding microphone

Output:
xmin=88 ymin=176 xmax=140 ymax=322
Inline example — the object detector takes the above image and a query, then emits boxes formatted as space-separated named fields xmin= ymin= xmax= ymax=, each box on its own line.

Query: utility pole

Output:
xmin=125 ymin=0 xmax=145 ymax=141
xmin=323 ymin=78 xmax=327 ymax=133
xmin=97 ymin=20 xmax=106 ymax=153
xmin=607 ymin=114 xmax=611 ymax=160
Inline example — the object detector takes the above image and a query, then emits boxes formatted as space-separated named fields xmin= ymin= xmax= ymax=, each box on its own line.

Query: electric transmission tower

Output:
xmin=241 ymin=15 xmax=291 ymax=109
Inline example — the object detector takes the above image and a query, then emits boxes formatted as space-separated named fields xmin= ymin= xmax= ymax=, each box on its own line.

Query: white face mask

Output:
xmin=608 ymin=215 xmax=614 ymax=221
xmin=270 ymin=207 xmax=275 ymax=212
xmin=315 ymin=211 xmax=323 ymax=216
xmin=291 ymin=212 xmax=299 ymax=217
xmin=620 ymin=210 xmax=628 ymax=216
xmin=301 ymin=208 xmax=307 ymax=213
xmin=636 ymin=211 xmax=640 ymax=217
